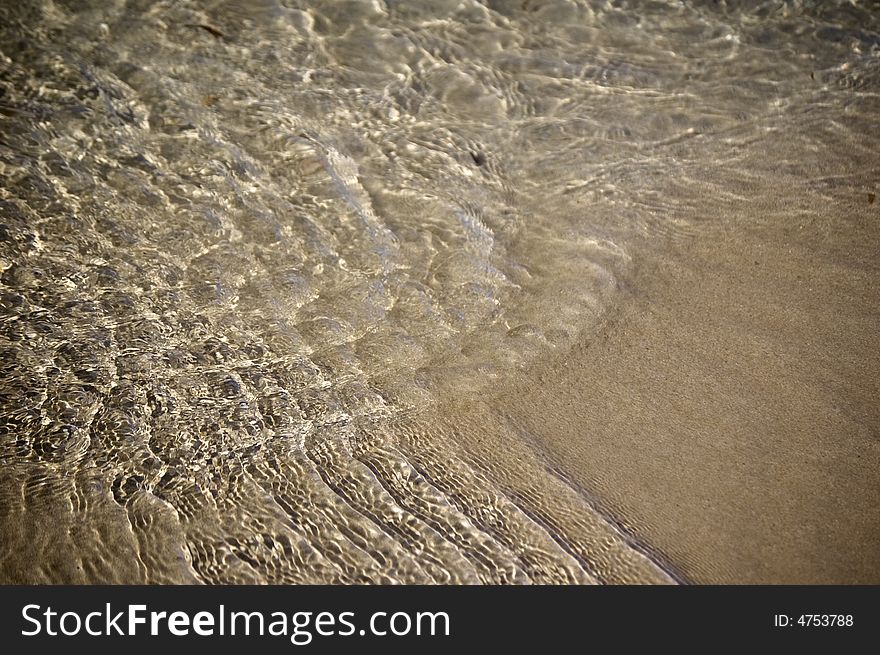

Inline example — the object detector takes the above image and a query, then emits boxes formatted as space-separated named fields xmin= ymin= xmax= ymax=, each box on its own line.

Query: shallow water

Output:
xmin=0 ymin=0 xmax=878 ymax=583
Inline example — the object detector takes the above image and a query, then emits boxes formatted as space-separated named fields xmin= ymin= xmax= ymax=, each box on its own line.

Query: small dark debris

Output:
xmin=869 ymin=192 xmax=876 ymax=204
xmin=810 ymin=71 xmax=815 ymax=80
xmin=470 ymin=151 xmax=487 ymax=167
xmin=186 ymin=23 xmax=225 ymax=39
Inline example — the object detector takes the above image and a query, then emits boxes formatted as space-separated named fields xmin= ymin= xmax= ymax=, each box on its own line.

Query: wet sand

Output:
xmin=3 ymin=0 xmax=879 ymax=585
xmin=471 ymin=183 xmax=880 ymax=584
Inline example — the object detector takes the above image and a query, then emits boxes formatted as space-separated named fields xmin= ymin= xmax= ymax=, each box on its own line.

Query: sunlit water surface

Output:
xmin=1 ymin=0 xmax=877 ymax=583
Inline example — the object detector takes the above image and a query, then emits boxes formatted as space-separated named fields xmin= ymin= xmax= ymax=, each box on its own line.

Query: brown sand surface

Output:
xmin=463 ymin=184 xmax=880 ymax=584
xmin=3 ymin=0 xmax=879 ymax=586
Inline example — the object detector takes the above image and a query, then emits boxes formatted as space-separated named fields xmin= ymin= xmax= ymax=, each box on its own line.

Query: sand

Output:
xmin=3 ymin=0 xmax=878 ymax=585
xmin=458 ymin=181 xmax=880 ymax=584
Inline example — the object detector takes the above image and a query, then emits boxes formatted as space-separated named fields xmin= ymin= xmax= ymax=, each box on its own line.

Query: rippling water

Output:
xmin=1 ymin=0 xmax=878 ymax=583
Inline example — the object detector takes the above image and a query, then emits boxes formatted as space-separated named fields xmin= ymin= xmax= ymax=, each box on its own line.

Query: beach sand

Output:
xmin=447 ymin=178 xmax=880 ymax=584
xmin=2 ymin=0 xmax=878 ymax=585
